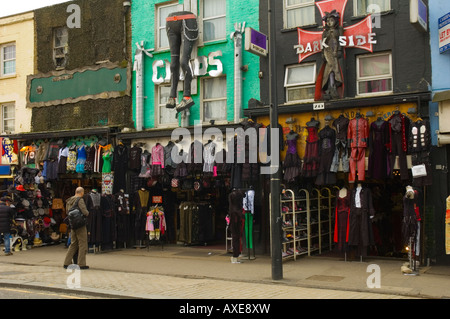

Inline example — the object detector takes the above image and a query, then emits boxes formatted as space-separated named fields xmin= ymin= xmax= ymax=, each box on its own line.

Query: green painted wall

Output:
xmin=131 ymin=0 xmax=261 ymax=128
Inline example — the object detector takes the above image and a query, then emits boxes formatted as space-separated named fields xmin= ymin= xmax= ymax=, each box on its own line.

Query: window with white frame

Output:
xmin=354 ymin=0 xmax=390 ymax=16
xmin=53 ymin=27 xmax=68 ymax=69
xmin=202 ymin=76 xmax=227 ymax=122
xmin=1 ymin=103 xmax=15 ymax=133
xmin=202 ymin=0 xmax=226 ymax=42
xmin=284 ymin=63 xmax=316 ymax=102
xmin=157 ymin=85 xmax=178 ymax=126
xmin=284 ymin=0 xmax=316 ymax=29
xmin=156 ymin=1 xmax=183 ymax=50
xmin=1 ymin=43 xmax=16 ymax=76
xmin=357 ymin=52 xmax=392 ymax=96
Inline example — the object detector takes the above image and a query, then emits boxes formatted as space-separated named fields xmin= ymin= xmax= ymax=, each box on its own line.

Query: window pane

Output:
xmin=359 ymin=54 xmax=390 ymax=78
xmin=55 ymin=28 xmax=68 ymax=47
xmin=3 ymin=46 xmax=15 ymax=60
xmin=358 ymin=78 xmax=392 ymax=94
xmin=159 ymin=86 xmax=171 ymax=105
xmin=286 ymin=65 xmax=315 ymax=85
xmin=204 ymin=17 xmax=226 ymax=41
xmin=287 ymin=0 xmax=314 ymax=6
xmin=159 ymin=29 xmax=170 ymax=48
xmin=158 ymin=4 xmax=180 ymax=49
xmin=287 ymin=86 xmax=315 ymax=101
xmin=204 ymin=0 xmax=226 ymax=18
xmin=159 ymin=106 xmax=177 ymax=125
xmin=356 ymin=0 xmax=389 ymax=16
xmin=287 ymin=6 xmax=315 ymax=28
xmin=3 ymin=105 xmax=14 ymax=118
xmin=3 ymin=61 xmax=15 ymax=75
xmin=204 ymin=100 xmax=227 ymax=121
xmin=204 ymin=77 xmax=227 ymax=99
xmin=3 ymin=119 xmax=14 ymax=132
xmin=2 ymin=105 xmax=15 ymax=132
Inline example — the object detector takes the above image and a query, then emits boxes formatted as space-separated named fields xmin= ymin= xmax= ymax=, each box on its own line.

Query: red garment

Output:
xmin=348 ymin=116 xmax=369 ymax=182
xmin=349 ymin=147 xmax=366 ymax=182
xmin=347 ymin=116 xmax=369 ymax=148
xmin=151 ymin=143 xmax=165 ymax=168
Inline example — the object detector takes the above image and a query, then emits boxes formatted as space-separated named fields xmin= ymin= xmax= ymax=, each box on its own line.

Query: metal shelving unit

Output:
xmin=280 ymin=187 xmax=338 ymax=261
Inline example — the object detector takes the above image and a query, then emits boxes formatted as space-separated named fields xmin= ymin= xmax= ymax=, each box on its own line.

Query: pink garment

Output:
xmin=151 ymin=144 xmax=165 ymax=168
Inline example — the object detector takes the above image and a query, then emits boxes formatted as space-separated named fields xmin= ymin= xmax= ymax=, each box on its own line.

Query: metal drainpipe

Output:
xmin=133 ymin=42 xmax=153 ymax=132
xmin=231 ymin=22 xmax=245 ymax=123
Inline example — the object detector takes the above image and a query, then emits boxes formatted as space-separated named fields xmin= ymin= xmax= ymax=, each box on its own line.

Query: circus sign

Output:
xmin=293 ymin=0 xmax=377 ymax=63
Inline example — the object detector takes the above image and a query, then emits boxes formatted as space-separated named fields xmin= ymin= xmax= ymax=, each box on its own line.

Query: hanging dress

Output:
xmin=302 ymin=126 xmax=320 ymax=178
xmin=283 ymin=132 xmax=301 ymax=182
xmin=334 ymin=189 xmax=350 ymax=253
xmin=83 ymin=144 xmax=96 ymax=173
xmin=76 ymin=144 xmax=87 ymax=173
xmin=66 ymin=144 xmax=77 ymax=172
xmin=315 ymin=125 xmax=337 ymax=185
xmin=368 ymin=119 xmax=389 ymax=180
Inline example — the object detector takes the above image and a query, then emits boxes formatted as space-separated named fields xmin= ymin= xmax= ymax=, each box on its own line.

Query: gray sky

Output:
xmin=1 ymin=0 xmax=73 ymax=18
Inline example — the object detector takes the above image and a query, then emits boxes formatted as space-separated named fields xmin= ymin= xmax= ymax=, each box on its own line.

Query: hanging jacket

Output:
xmin=347 ymin=116 xmax=369 ymax=148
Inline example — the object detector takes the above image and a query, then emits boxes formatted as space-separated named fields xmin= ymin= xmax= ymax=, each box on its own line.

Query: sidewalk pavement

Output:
xmin=0 ymin=242 xmax=449 ymax=299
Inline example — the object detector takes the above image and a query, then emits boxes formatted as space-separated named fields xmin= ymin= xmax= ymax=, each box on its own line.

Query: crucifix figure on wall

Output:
xmin=165 ymin=11 xmax=199 ymax=115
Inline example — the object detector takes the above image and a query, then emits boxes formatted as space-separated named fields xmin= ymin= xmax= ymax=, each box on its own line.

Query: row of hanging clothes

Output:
xmin=19 ymin=138 xmax=114 ymax=181
xmin=281 ymin=109 xmax=432 ymax=187
xmin=178 ymin=201 xmax=215 ymax=246
xmin=126 ymin=119 xmax=265 ymax=193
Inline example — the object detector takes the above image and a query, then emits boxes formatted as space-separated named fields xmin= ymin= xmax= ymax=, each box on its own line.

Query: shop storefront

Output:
xmin=248 ymin=100 xmax=431 ymax=264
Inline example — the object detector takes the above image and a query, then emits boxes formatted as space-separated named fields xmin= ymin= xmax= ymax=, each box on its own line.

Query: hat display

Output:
xmin=0 ymin=196 xmax=12 ymax=203
xmin=285 ymin=117 xmax=297 ymax=124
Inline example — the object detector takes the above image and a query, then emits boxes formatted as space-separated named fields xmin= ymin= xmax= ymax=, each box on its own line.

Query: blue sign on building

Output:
xmin=439 ymin=13 xmax=450 ymax=53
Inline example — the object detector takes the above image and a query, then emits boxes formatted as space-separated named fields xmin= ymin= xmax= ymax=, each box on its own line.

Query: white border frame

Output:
xmin=0 ymin=43 xmax=16 ymax=77
xmin=201 ymin=75 xmax=228 ymax=124
xmin=356 ymin=51 xmax=393 ymax=97
xmin=283 ymin=0 xmax=316 ymax=29
xmin=284 ymin=63 xmax=317 ymax=103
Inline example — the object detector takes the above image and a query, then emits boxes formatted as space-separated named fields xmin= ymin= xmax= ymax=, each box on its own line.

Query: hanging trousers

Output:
xmin=166 ymin=12 xmax=198 ymax=98
xmin=244 ymin=212 xmax=253 ymax=249
xmin=349 ymin=147 xmax=366 ymax=182
xmin=389 ymin=132 xmax=408 ymax=180
xmin=64 ymin=226 xmax=88 ymax=267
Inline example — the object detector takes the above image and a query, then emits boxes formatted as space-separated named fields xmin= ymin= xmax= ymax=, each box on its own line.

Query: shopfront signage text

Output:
xmin=152 ymin=51 xmax=223 ymax=84
xmin=244 ymin=27 xmax=268 ymax=57
xmin=439 ymin=12 xmax=450 ymax=54
xmin=294 ymin=0 xmax=376 ymax=63
xmin=313 ymin=102 xmax=325 ymax=110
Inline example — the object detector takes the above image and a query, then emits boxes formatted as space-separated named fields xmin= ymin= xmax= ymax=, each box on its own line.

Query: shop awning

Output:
xmin=2 ymin=126 xmax=118 ymax=142
xmin=244 ymin=91 xmax=431 ymax=118
xmin=432 ymin=90 xmax=450 ymax=102
xmin=116 ymin=123 xmax=242 ymax=140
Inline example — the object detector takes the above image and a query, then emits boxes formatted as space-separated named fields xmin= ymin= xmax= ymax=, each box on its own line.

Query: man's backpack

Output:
xmin=67 ymin=198 xmax=86 ymax=230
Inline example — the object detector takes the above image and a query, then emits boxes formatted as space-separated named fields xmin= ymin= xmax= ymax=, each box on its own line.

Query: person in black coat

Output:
xmin=228 ymin=189 xmax=245 ymax=263
xmin=0 ymin=196 xmax=15 ymax=256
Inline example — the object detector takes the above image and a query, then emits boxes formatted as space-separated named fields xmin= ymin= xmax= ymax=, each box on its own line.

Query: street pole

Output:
xmin=268 ymin=0 xmax=283 ymax=280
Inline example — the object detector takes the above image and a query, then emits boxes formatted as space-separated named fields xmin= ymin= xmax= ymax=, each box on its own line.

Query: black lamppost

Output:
xmin=268 ymin=0 xmax=283 ymax=280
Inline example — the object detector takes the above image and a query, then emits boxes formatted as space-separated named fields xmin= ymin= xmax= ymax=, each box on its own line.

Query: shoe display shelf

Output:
xmin=310 ymin=187 xmax=338 ymax=255
xmin=280 ymin=187 xmax=338 ymax=261
xmin=280 ymin=188 xmax=309 ymax=261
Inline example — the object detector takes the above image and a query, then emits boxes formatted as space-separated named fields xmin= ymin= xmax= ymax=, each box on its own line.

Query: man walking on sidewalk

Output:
xmin=0 ymin=196 xmax=15 ymax=256
xmin=63 ymin=187 xmax=89 ymax=269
